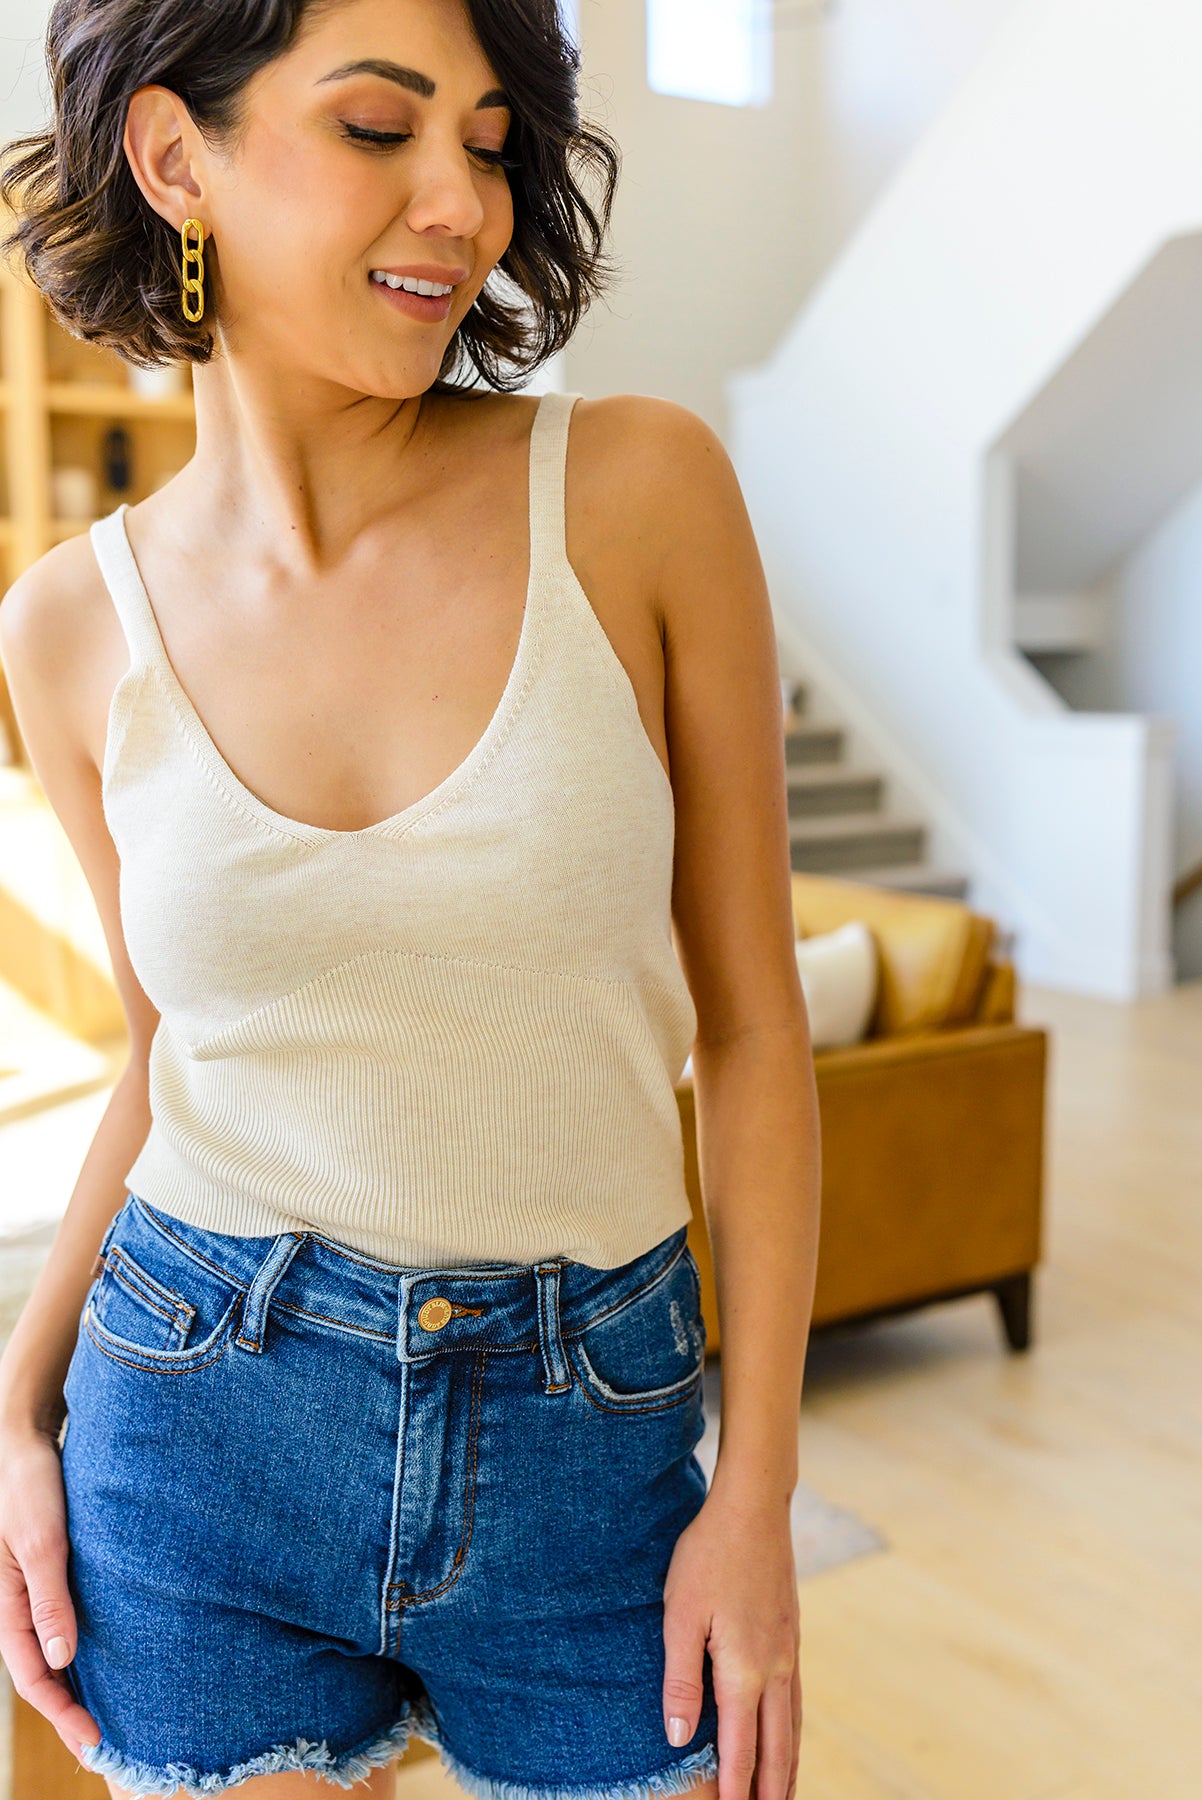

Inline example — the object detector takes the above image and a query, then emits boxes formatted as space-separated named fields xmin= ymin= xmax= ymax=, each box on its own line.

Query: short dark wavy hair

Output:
xmin=0 ymin=0 xmax=621 ymax=391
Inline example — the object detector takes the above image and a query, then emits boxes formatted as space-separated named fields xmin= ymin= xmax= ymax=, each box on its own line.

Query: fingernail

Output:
xmin=46 ymin=1636 xmax=71 ymax=1668
xmin=668 ymin=1716 xmax=691 ymax=1747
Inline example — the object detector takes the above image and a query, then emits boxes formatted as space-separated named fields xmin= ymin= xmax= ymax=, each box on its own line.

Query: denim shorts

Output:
xmin=60 ymin=1191 xmax=720 ymax=1798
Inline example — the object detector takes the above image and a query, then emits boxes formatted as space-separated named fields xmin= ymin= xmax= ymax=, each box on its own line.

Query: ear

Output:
xmin=122 ymin=84 xmax=209 ymax=238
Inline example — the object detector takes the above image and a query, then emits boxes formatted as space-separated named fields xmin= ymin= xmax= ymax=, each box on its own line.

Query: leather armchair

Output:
xmin=676 ymin=873 xmax=1047 ymax=1356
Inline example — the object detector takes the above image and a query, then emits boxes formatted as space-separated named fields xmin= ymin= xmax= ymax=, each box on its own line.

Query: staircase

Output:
xmin=783 ymin=678 xmax=969 ymax=900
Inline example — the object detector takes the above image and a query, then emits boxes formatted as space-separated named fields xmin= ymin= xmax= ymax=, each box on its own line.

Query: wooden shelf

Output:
xmin=44 ymin=380 xmax=194 ymax=421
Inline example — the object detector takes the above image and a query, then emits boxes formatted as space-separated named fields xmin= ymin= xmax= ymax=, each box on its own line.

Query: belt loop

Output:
xmin=234 ymin=1232 xmax=307 ymax=1355
xmin=533 ymin=1261 xmax=571 ymax=1395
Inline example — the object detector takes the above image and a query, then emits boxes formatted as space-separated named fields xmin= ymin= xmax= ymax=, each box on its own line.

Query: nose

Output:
xmin=401 ymin=131 xmax=492 ymax=240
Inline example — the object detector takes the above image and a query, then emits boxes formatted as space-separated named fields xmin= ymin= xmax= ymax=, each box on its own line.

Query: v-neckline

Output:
xmin=105 ymin=392 xmax=551 ymax=845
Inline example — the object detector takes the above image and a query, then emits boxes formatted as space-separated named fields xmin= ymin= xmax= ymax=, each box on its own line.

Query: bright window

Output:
xmin=647 ymin=0 xmax=772 ymax=107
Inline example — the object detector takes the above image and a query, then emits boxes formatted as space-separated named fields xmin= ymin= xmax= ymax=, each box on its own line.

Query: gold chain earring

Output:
xmin=180 ymin=217 xmax=205 ymax=322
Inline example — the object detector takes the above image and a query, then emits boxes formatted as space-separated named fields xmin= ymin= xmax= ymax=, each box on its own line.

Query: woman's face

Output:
xmin=172 ymin=0 xmax=515 ymax=396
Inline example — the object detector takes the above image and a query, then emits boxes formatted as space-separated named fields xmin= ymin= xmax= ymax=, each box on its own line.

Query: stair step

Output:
xmin=835 ymin=863 xmax=971 ymax=901
xmin=786 ymin=763 xmax=884 ymax=818
xmin=779 ymin=670 xmax=970 ymax=900
xmin=788 ymin=812 xmax=927 ymax=873
xmin=783 ymin=721 xmax=845 ymax=766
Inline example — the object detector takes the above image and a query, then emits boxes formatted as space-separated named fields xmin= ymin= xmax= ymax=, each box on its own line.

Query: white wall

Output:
xmin=726 ymin=0 xmax=1202 ymax=998
xmin=1115 ymin=502 xmax=1202 ymax=978
xmin=0 ymin=0 xmax=51 ymax=141
xmin=567 ymin=0 xmax=1019 ymax=433
xmin=1044 ymin=487 xmax=1202 ymax=979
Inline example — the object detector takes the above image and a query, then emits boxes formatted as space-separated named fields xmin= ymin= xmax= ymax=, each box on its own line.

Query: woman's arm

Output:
xmin=659 ymin=415 xmax=821 ymax=1513
xmin=0 ymin=546 xmax=160 ymax=1757
xmin=0 ymin=545 xmax=162 ymax=1434
xmin=608 ymin=397 xmax=820 ymax=1800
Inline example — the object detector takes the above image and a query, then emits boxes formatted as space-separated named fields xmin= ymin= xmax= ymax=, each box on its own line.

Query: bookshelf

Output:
xmin=0 ymin=213 xmax=197 ymax=765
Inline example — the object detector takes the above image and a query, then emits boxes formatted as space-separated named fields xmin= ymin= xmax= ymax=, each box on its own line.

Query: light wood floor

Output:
xmin=10 ymin=979 xmax=1200 ymax=1799
xmin=754 ymin=976 xmax=1202 ymax=1800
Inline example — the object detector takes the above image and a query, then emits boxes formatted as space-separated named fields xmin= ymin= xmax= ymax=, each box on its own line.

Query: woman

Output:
xmin=0 ymin=0 xmax=821 ymax=1795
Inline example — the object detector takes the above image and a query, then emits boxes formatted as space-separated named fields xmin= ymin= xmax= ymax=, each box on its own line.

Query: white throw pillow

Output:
xmin=794 ymin=920 xmax=878 ymax=1050
xmin=677 ymin=920 xmax=878 ymax=1078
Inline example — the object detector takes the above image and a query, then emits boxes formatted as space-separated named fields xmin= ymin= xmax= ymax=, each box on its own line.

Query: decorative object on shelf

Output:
xmin=50 ymin=465 xmax=99 ymax=520
xmin=101 ymin=424 xmax=133 ymax=495
xmin=180 ymin=216 xmax=205 ymax=322
xmin=128 ymin=363 xmax=185 ymax=398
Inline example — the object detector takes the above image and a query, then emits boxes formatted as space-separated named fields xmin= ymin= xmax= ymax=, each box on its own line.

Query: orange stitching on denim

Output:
xmin=567 ymin=1340 xmax=703 ymax=1414
xmin=130 ymin=1198 xmax=252 ymax=1293
xmin=105 ymin=1247 xmax=195 ymax=1329
xmin=257 ymin=1297 xmax=395 ymax=1340
xmin=144 ymin=1206 xmax=531 ymax=1284
xmin=560 ymin=1240 xmax=686 ymax=1342
xmin=314 ymin=1238 xmax=532 ymax=1277
xmin=83 ymin=1305 xmax=238 ymax=1375
xmin=129 ymin=1197 xmax=688 ymax=1359
xmin=572 ymin=1371 xmax=702 ymax=1415
xmin=398 ymin=1348 xmax=486 ymax=1608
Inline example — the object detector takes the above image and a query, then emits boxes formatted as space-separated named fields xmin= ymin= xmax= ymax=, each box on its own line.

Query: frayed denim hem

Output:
xmin=408 ymin=1690 xmax=719 ymax=1800
xmin=75 ymin=1710 xmax=416 ymax=1795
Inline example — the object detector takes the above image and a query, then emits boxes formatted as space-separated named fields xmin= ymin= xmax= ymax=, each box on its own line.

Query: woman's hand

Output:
xmin=662 ymin=1487 xmax=802 ymax=1800
xmin=0 ymin=1422 xmax=102 ymax=1761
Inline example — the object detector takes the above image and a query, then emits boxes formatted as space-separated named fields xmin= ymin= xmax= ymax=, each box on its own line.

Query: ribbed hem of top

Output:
xmin=123 ymin=1132 xmax=696 ymax=1271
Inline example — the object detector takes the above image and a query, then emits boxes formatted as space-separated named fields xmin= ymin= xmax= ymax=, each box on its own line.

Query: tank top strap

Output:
xmin=528 ymin=389 xmax=584 ymax=579
xmin=89 ymin=503 xmax=166 ymax=672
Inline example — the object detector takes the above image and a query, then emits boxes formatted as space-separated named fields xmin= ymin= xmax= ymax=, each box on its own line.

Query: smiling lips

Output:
xmin=368 ymin=269 xmax=456 ymax=321
xmin=370 ymin=269 xmax=457 ymax=295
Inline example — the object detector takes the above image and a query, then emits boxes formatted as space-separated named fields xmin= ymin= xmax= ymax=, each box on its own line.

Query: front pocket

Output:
xmin=567 ymin=1244 xmax=707 ymax=1412
xmin=94 ymin=1243 xmax=197 ymax=1351
xmin=85 ymin=1204 xmax=244 ymax=1372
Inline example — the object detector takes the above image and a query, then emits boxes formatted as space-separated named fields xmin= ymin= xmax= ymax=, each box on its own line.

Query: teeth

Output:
xmin=370 ymin=271 xmax=454 ymax=296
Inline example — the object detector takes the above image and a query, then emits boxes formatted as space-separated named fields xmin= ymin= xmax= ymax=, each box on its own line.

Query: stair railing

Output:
xmin=1172 ymin=860 xmax=1202 ymax=907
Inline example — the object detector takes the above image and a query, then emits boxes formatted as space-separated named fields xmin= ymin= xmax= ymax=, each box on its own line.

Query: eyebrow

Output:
xmin=315 ymin=59 xmax=509 ymax=110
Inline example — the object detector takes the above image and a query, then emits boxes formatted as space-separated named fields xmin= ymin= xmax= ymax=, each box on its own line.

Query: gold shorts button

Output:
xmin=418 ymin=1296 xmax=453 ymax=1331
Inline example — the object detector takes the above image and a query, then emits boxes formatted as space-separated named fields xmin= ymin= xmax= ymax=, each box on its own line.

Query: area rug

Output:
xmin=693 ymin=1362 xmax=887 ymax=1579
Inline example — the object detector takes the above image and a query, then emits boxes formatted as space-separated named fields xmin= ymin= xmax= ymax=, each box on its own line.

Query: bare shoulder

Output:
xmin=1 ymin=529 xmax=125 ymax=792
xmin=451 ymin=385 xmax=726 ymax=494
xmin=567 ymin=390 xmax=728 ymax=498
xmin=566 ymin=393 xmax=762 ymax=628
xmin=2 ymin=532 xmax=104 ymax=707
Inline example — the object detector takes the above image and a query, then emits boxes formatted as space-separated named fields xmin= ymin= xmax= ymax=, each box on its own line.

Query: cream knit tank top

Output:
xmin=90 ymin=389 xmax=699 ymax=1270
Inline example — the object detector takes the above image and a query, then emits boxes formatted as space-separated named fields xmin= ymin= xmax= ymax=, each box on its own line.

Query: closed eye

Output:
xmin=339 ymin=122 xmax=519 ymax=170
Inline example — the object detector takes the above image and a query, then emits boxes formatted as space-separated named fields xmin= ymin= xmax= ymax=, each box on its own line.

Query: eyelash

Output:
xmin=339 ymin=123 xmax=519 ymax=170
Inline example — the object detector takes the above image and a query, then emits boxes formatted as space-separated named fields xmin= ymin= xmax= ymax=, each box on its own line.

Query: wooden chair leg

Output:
xmin=994 ymin=1271 xmax=1033 ymax=1352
